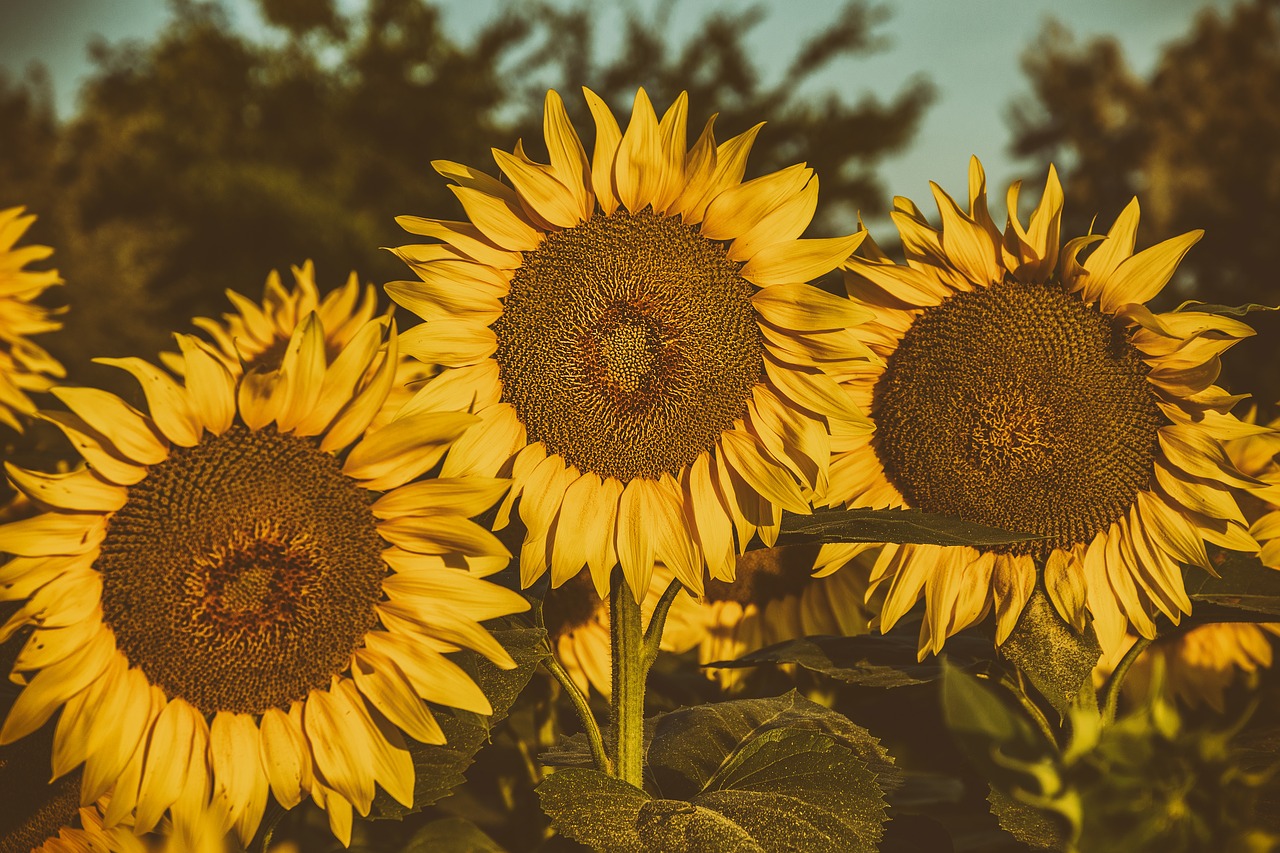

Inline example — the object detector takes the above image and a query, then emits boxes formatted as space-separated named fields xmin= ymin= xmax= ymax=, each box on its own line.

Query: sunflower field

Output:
xmin=3 ymin=1 xmax=1280 ymax=852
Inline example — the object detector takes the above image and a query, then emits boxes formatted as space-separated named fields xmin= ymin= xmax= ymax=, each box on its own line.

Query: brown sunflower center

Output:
xmin=873 ymin=280 xmax=1165 ymax=557
xmin=704 ymin=544 xmax=823 ymax=608
xmin=98 ymin=425 xmax=386 ymax=715
xmin=492 ymin=209 xmax=765 ymax=481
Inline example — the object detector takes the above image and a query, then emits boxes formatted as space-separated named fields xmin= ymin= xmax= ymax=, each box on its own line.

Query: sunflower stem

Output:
xmin=1013 ymin=668 xmax=1061 ymax=748
xmin=610 ymin=568 xmax=646 ymax=788
xmin=543 ymin=654 xmax=610 ymax=774
xmin=642 ymin=579 xmax=684 ymax=670
xmin=1102 ymin=635 xmax=1153 ymax=726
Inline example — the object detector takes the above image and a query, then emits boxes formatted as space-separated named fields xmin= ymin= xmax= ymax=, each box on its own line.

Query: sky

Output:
xmin=0 ymin=0 xmax=1236 ymax=218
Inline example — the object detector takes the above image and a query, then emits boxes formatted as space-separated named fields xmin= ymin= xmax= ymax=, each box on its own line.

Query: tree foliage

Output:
xmin=0 ymin=0 xmax=931 ymax=397
xmin=1008 ymin=1 xmax=1280 ymax=403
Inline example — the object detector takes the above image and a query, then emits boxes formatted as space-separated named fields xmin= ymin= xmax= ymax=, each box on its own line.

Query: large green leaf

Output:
xmin=999 ymin=588 xmax=1101 ymax=717
xmin=707 ymin=632 xmax=993 ymax=688
xmin=373 ymin=617 xmax=548 ymax=818
xmin=1184 ymin=552 xmax=1280 ymax=621
xmin=940 ymin=663 xmax=1059 ymax=798
xmin=538 ymin=692 xmax=896 ymax=852
xmin=780 ymin=507 xmax=1044 ymax=547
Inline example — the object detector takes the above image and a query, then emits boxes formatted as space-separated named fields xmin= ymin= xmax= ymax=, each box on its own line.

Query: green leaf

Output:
xmin=373 ymin=617 xmax=548 ymax=819
xmin=940 ymin=663 xmax=1060 ymax=797
xmin=464 ymin=619 xmax=549 ymax=717
xmin=780 ymin=507 xmax=1044 ymax=548
xmin=1184 ymin=552 xmax=1280 ymax=621
xmin=1172 ymin=300 xmax=1280 ymax=317
xmin=999 ymin=588 xmax=1101 ymax=717
xmin=399 ymin=817 xmax=508 ymax=852
xmin=707 ymin=632 xmax=993 ymax=688
xmin=536 ymin=768 xmax=651 ymax=851
xmin=538 ymin=692 xmax=896 ymax=852
xmin=988 ymin=787 xmax=1070 ymax=852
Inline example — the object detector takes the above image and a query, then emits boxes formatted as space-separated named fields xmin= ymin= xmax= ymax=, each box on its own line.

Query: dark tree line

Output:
xmin=0 ymin=0 xmax=932 ymax=394
xmin=1009 ymin=0 xmax=1280 ymax=405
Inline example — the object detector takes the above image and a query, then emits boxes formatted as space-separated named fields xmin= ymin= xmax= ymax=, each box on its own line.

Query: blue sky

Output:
xmin=0 ymin=0 xmax=1233 ymax=218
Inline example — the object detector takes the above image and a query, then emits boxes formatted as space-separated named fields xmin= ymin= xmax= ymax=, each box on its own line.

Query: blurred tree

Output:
xmin=0 ymin=67 xmax=59 ymax=220
xmin=0 ymin=0 xmax=931 ymax=394
xmin=1009 ymin=0 xmax=1280 ymax=404
xmin=508 ymin=0 xmax=934 ymax=230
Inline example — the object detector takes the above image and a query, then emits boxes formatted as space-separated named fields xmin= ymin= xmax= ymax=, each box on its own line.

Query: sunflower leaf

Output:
xmin=705 ymin=632 xmax=993 ymax=688
xmin=779 ymin=507 xmax=1044 ymax=547
xmin=940 ymin=663 xmax=1062 ymax=798
xmin=1184 ymin=552 xmax=1280 ymax=621
xmin=537 ymin=768 xmax=652 ymax=851
xmin=1172 ymin=300 xmax=1280 ymax=317
xmin=538 ymin=691 xmax=897 ymax=852
xmin=999 ymin=588 xmax=1101 ymax=717
xmin=987 ymin=787 xmax=1071 ymax=852
xmin=372 ymin=618 xmax=549 ymax=819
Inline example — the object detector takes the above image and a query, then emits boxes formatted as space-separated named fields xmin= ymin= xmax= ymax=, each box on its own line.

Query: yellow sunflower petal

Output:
xmin=352 ymin=649 xmax=446 ymax=745
xmin=448 ymin=185 xmax=542 ymax=252
xmin=5 ymin=465 xmax=127 ymax=513
xmin=304 ymin=683 xmax=376 ymax=816
xmin=175 ymin=334 xmax=237 ymax=435
xmin=52 ymin=387 xmax=168 ymax=465
xmin=210 ymin=711 xmax=271 ymax=845
xmin=135 ymin=699 xmax=204 ymax=834
xmin=258 ymin=707 xmax=312 ymax=810
xmin=1099 ymin=229 xmax=1203 ymax=314
xmin=94 ymin=356 xmax=202 ymax=447
xmin=343 ymin=411 xmax=477 ymax=491
xmin=739 ymin=233 xmax=866 ymax=286
xmin=493 ymin=148 xmax=582 ymax=229
xmin=543 ymin=89 xmax=593 ymax=219
xmin=614 ymin=88 xmax=665 ymax=214
xmin=364 ymin=630 xmax=492 ymax=714
xmin=371 ymin=477 xmax=509 ymax=520
xmin=378 ymin=514 xmax=511 ymax=558
xmin=700 ymin=163 xmax=812 ymax=242
xmin=752 ymin=282 xmax=874 ymax=331
xmin=582 ymin=87 xmax=623 ymax=214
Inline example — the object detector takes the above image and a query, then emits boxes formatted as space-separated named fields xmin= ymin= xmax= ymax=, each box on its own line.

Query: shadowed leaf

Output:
xmin=538 ymin=692 xmax=895 ymax=852
xmin=708 ymin=633 xmax=992 ymax=688
xmin=1185 ymin=553 xmax=1280 ymax=621
xmin=940 ymin=663 xmax=1059 ymax=797
xmin=999 ymin=588 xmax=1101 ymax=717
xmin=780 ymin=508 xmax=1044 ymax=548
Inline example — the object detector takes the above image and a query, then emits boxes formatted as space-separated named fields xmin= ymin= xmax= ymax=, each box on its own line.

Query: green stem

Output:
xmin=1013 ymin=669 xmax=1060 ymax=749
xmin=1102 ymin=635 xmax=1153 ymax=725
xmin=642 ymin=579 xmax=684 ymax=670
xmin=610 ymin=568 xmax=646 ymax=787
xmin=543 ymin=654 xmax=610 ymax=774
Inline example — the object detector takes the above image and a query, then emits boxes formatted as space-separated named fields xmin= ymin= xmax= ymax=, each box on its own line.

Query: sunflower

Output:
xmin=0 ymin=207 xmax=65 ymax=432
xmin=388 ymin=87 xmax=874 ymax=602
xmin=658 ymin=543 xmax=876 ymax=689
xmin=1103 ymin=624 xmax=1278 ymax=713
xmin=837 ymin=157 xmax=1263 ymax=660
xmin=543 ymin=564 xmax=703 ymax=698
xmin=174 ymin=260 xmax=435 ymax=429
xmin=1110 ymin=411 xmax=1280 ymax=711
xmin=0 ymin=311 xmax=529 ymax=847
